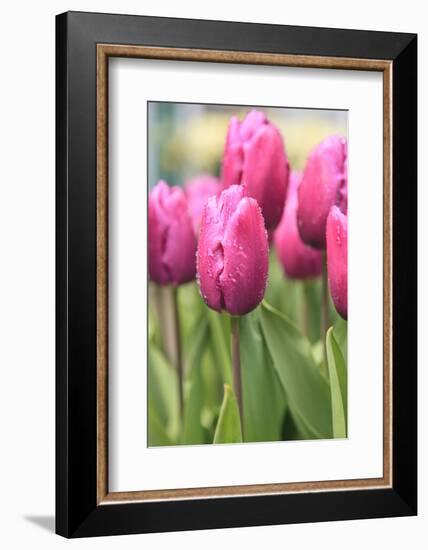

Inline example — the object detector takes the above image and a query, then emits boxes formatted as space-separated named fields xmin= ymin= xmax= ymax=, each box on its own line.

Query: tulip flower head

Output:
xmin=197 ymin=185 xmax=269 ymax=316
xmin=326 ymin=205 xmax=348 ymax=320
xmin=221 ymin=110 xmax=289 ymax=231
xmin=185 ymin=175 xmax=220 ymax=236
xmin=274 ymin=171 xmax=323 ymax=279
xmin=148 ymin=180 xmax=197 ymax=286
xmin=297 ymin=135 xmax=348 ymax=249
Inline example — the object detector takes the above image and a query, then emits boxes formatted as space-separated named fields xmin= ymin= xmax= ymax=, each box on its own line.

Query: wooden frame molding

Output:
xmin=96 ymin=43 xmax=393 ymax=505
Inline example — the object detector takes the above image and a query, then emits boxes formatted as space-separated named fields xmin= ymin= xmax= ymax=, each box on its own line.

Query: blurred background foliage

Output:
xmin=148 ymin=102 xmax=347 ymax=188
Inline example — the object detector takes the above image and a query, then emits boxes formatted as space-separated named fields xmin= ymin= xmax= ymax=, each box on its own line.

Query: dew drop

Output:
xmin=335 ymin=225 xmax=342 ymax=246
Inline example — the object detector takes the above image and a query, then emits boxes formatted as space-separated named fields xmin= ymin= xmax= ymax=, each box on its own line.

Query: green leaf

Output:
xmin=312 ymin=339 xmax=324 ymax=372
xmin=149 ymin=283 xmax=177 ymax=364
xmin=265 ymin=252 xmax=322 ymax=343
xmin=201 ymin=342 xmax=223 ymax=416
xmin=148 ymin=286 xmax=162 ymax=349
xmin=265 ymin=251 xmax=302 ymax=326
xmin=207 ymin=309 xmax=232 ymax=385
xmin=148 ymin=345 xmax=180 ymax=445
xmin=333 ymin=317 xmax=348 ymax=361
xmin=177 ymin=282 xmax=205 ymax=356
xmin=302 ymin=278 xmax=322 ymax=343
xmin=239 ymin=309 xmax=287 ymax=442
xmin=326 ymin=327 xmax=347 ymax=438
xmin=283 ymin=408 xmax=316 ymax=440
xmin=260 ymin=301 xmax=332 ymax=439
xmin=213 ymin=385 xmax=243 ymax=444
xmin=148 ymin=403 xmax=172 ymax=446
xmin=181 ymin=316 xmax=209 ymax=445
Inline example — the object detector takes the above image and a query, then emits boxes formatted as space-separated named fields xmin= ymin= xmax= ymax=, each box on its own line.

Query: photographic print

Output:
xmin=148 ymin=102 xmax=348 ymax=446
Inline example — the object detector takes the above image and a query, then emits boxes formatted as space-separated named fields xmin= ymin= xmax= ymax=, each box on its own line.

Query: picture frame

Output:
xmin=56 ymin=10 xmax=417 ymax=538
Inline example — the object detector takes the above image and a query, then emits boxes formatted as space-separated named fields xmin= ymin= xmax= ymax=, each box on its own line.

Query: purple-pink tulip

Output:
xmin=148 ymin=180 xmax=196 ymax=286
xmin=297 ymin=135 xmax=348 ymax=249
xmin=274 ymin=171 xmax=323 ymax=279
xmin=326 ymin=205 xmax=348 ymax=320
xmin=185 ymin=175 xmax=220 ymax=236
xmin=221 ymin=110 xmax=289 ymax=231
xmin=197 ymin=185 xmax=268 ymax=316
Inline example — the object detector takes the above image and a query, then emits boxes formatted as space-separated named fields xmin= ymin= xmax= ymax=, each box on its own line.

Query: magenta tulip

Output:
xmin=221 ymin=110 xmax=289 ymax=230
xmin=326 ymin=205 xmax=348 ymax=320
xmin=148 ymin=180 xmax=196 ymax=285
xmin=197 ymin=185 xmax=268 ymax=315
xmin=297 ymin=135 xmax=348 ymax=249
xmin=274 ymin=171 xmax=323 ymax=279
xmin=185 ymin=175 xmax=220 ymax=235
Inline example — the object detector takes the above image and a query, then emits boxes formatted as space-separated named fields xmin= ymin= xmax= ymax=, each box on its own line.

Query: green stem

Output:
xmin=172 ymin=286 xmax=184 ymax=418
xmin=301 ymin=281 xmax=310 ymax=339
xmin=321 ymin=253 xmax=330 ymax=377
xmin=231 ymin=316 xmax=243 ymax=436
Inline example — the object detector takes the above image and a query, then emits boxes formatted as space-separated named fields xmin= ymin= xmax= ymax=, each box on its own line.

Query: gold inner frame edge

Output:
xmin=96 ymin=44 xmax=393 ymax=505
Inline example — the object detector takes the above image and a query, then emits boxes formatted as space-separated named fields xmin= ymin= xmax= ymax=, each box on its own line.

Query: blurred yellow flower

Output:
xmin=152 ymin=106 xmax=347 ymax=182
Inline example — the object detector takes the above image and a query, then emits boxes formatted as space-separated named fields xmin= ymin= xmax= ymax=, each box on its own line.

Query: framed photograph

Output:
xmin=56 ymin=11 xmax=417 ymax=537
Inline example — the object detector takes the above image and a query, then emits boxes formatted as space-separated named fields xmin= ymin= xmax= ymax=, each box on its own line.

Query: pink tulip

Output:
xmin=274 ymin=171 xmax=323 ymax=279
xmin=297 ymin=135 xmax=348 ymax=249
xmin=326 ymin=205 xmax=348 ymax=320
xmin=221 ymin=110 xmax=289 ymax=230
xmin=185 ymin=175 xmax=220 ymax=236
xmin=197 ymin=185 xmax=268 ymax=315
xmin=148 ymin=180 xmax=196 ymax=285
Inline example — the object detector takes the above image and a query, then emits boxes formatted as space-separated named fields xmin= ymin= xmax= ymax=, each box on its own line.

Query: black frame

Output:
xmin=56 ymin=11 xmax=417 ymax=538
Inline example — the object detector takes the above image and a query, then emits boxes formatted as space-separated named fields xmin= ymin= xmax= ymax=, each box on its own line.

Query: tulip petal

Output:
xmin=242 ymin=123 xmax=289 ymax=230
xmin=222 ymin=117 xmax=244 ymax=188
xmin=163 ymin=191 xmax=197 ymax=285
xmin=185 ymin=175 xmax=220 ymax=235
xmin=197 ymin=197 xmax=224 ymax=311
xmin=197 ymin=186 xmax=246 ymax=311
xmin=197 ymin=185 xmax=268 ymax=315
xmin=239 ymin=109 xmax=267 ymax=141
xmin=326 ymin=206 xmax=348 ymax=320
xmin=220 ymin=197 xmax=269 ymax=315
xmin=274 ymin=171 xmax=323 ymax=279
xmin=297 ymin=135 xmax=347 ymax=249
xmin=148 ymin=181 xmax=171 ymax=284
xmin=149 ymin=181 xmax=196 ymax=285
xmin=221 ymin=110 xmax=289 ymax=230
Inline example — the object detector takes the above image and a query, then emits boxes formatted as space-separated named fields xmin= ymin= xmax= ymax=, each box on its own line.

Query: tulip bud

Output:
xmin=197 ymin=185 xmax=268 ymax=315
xmin=185 ymin=175 xmax=220 ymax=236
xmin=148 ymin=180 xmax=197 ymax=285
xmin=274 ymin=171 xmax=323 ymax=279
xmin=221 ymin=110 xmax=289 ymax=230
xmin=297 ymin=135 xmax=348 ymax=249
xmin=326 ymin=205 xmax=348 ymax=320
